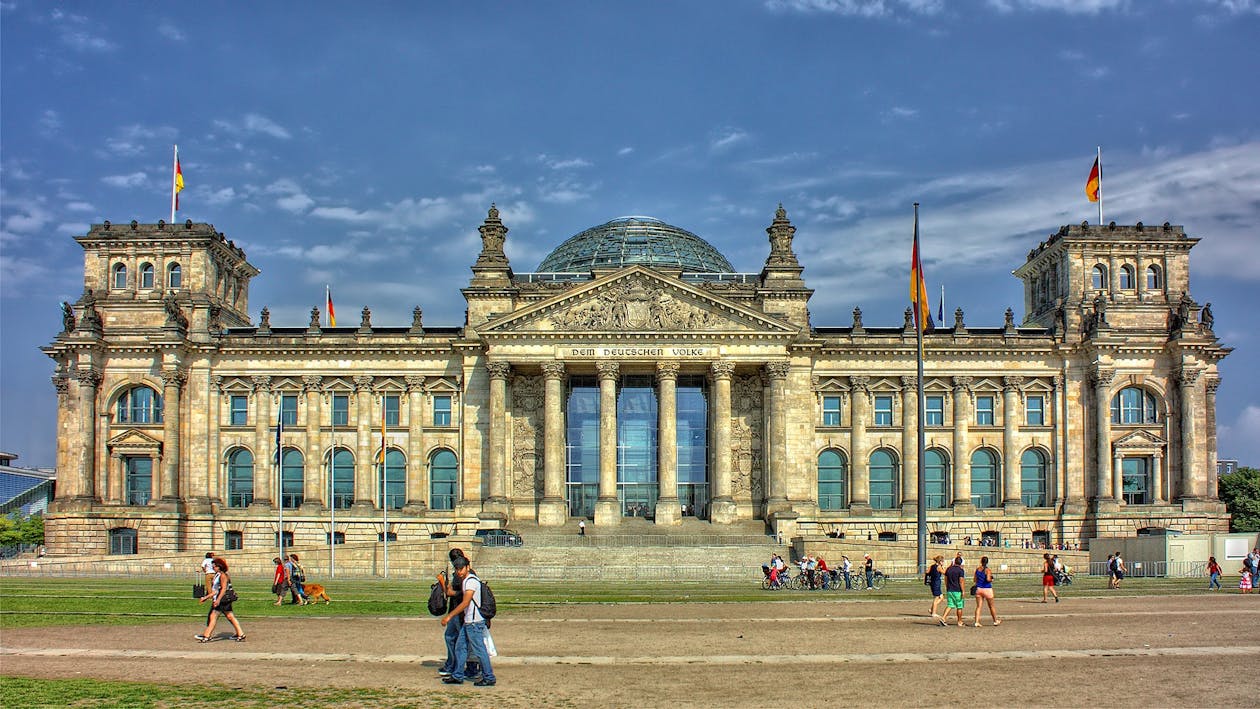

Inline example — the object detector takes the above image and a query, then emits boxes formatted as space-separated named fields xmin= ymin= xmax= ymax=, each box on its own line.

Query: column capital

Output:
xmin=541 ymin=361 xmax=566 ymax=380
xmin=302 ymin=374 xmax=323 ymax=393
xmin=486 ymin=361 xmax=512 ymax=381
xmin=1176 ymin=366 xmax=1202 ymax=387
xmin=404 ymin=374 xmax=426 ymax=392
xmin=353 ymin=375 xmax=374 ymax=392
xmin=160 ymin=366 xmax=187 ymax=389
xmin=849 ymin=374 xmax=870 ymax=392
xmin=74 ymin=368 xmax=102 ymax=388
xmin=899 ymin=375 xmax=917 ymax=391
xmin=1205 ymin=376 xmax=1221 ymax=395
xmin=596 ymin=361 xmax=620 ymax=381
xmin=952 ymin=375 xmax=973 ymax=392
xmin=1002 ymin=375 xmax=1025 ymax=391
xmin=764 ymin=361 xmax=790 ymax=381
xmin=656 ymin=360 xmax=680 ymax=382
xmin=710 ymin=360 xmax=736 ymax=380
xmin=252 ymin=375 xmax=273 ymax=393
xmin=211 ymin=375 xmax=225 ymax=393
xmin=52 ymin=374 xmax=71 ymax=396
xmin=1091 ymin=365 xmax=1115 ymax=388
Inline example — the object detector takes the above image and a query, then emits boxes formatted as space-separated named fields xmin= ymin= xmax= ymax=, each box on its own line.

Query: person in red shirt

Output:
xmin=271 ymin=556 xmax=288 ymax=606
xmin=816 ymin=556 xmax=831 ymax=589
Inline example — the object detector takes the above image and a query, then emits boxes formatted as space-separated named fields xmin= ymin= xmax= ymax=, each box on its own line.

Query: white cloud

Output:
xmin=2 ymin=199 xmax=52 ymax=233
xmin=38 ymin=110 xmax=62 ymax=138
xmin=617 ymin=147 xmax=635 ymax=157
xmin=536 ymin=176 xmax=597 ymax=204
xmin=765 ymin=0 xmax=943 ymax=17
xmin=1203 ymin=0 xmax=1260 ymax=14
xmin=100 ymin=124 xmax=178 ymax=157
xmin=1219 ymin=405 xmax=1260 ymax=467
xmin=64 ymin=201 xmax=94 ymax=212
xmin=201 ymin=187 xmax=238 ymax=206
xmin=887 ymin=106 xmax=919 ymax=119
xmin=101 ymin=172 xmax=149 ymax=189
xmin=214 ymin=113 xmax=292 ymax=140
xmin=537 ymin=154 xmax=593 ymax=170
xmin=986 ymin=0 xmax=1126 ymax=13
xmin=266 ymin=178 xmax=314 ymax=213
xmin=710 ymin=128 xmax=749 ymax=152
xmin=50 ymin=9 xmax=117 ymax=52
xmin=157 ymin=21 xmax=186 ymax=41
xmin=56 ymin=222 xmax=89 ymax=235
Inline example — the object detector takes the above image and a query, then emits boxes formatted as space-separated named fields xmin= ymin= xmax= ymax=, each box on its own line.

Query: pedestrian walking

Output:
xmin=1041 ymin=553 xmax=1060 ymax=603
xmin=944 ymin=556 xmax=966 ymax=627
xmin=200 ymin=552 xmax=215 ymax=591
xmin=926 ymin=555 xmax=946 ymax=625
xmin=441 ymin=555 xmax=496 ymax=687
xmin=972 ymin=556 xmax=1000 ymax=627
xmin=1240 ymin=567 xmax=1254 ymax=594
xmin=196 ymin=557 xmax=244 ymax=642
xmin=1113 ymin=551 xmax=1126 ymax=589
xmin=578 ymin=519 xmax=586 ymax=536
xmin=271 ymin=556 xmax=288 ymax=605
xmin=1207 ymin=556 xmax=1222 ymax=590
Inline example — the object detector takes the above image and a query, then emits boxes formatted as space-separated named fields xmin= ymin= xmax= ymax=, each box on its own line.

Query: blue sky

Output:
xmin=2 ymin=0 xmax=1258 ymax=470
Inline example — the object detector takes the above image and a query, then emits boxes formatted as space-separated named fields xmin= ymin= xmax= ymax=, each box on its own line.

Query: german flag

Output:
xmin=910 ymin=204 xmax=934 ymax=333
xmin=1086 ymin=156 xmax=1100 ymax=203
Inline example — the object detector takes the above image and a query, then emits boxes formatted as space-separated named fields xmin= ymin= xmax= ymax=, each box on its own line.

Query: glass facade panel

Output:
xmin=125 ymin=456 xmax=152 ymax=505
xmin=925 ymin=448 xmax=948 ymax=509
xmin=565 ymin=376 xmax=599 ymax=518
xmin=430 ymin=449 xmax=457 ymax=510
xmin=676 ymin=376 xmax=708 ymax=518
xmin=970 ymin=449 xmax=998 ymax=508
xmin=925 ymin=395 xmax=944 ymax=426
xmin=618 ymin=375 xmax=657 ymax=517
xmin=822 ymin=395 xmax=841 ymax=427
xmin=330 ymin=448 xmax=354 ymax=509
xmin=331 ymin=395 xmax=349 ymax=426
xmin=1020 ymin=449 xmax=1048 ymax=507
xmin=229 ymin=395 xmax=248 ymax=426
xmin=1122 ymin=457 xmax=1151 ymax=504
xmin=227 ymin=449 xmax=254 ymax=508
xmin=818 ymin=449 xmax=847 ymax=510
xmin=1025 ymin=395 xmax=1045 ymax=426
xmin=873 ymin=395 xmax=893 ymax=427
xmin=280 ymin=449 xmax=304 ymax=509
xmin=869 ymin=449 xmax=897 ymax=509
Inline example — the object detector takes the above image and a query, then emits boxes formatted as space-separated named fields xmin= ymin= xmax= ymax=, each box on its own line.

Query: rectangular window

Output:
xmin=224 ymin=530 xmax=243 ymax=550
xmin=1026 ymin=395 xmax=1045 ymax=426
xmin=873 ymin=395 xmax=893 ymax=427
xmin=822 ymin=395 xmax=842 ymax=427
xmin=327 ymin=531 xmax=345 ymax=545
xmin=383 ymin=394 xmax=400 ymax=426
xmin=109 ymin=528 xmax=137 ymax=555
xmin=975 ymin=395 xmax=995 ymax=426
xmin=925 ymin=395 xmax=944 ymax=426
xmin=125 ymin=456 xmax=152 ymax=506
xmin=331 ymin=395 xmax=349 ymax=426
xmin=433 ymin=395 xmax=452 ymax=426
xmin=274 ymin=531 xmax=294 ymax=548
xmin=280 ymin=394 xmax=298 ymax=426
xmin=229 ymin=395 xmax=248 ymax=426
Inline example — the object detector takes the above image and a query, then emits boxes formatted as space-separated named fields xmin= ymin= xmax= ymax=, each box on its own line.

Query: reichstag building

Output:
xmin=43 ymin=205 xmax=1230 ymax=554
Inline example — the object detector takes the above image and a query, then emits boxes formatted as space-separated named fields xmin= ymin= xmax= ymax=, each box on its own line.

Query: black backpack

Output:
xmin=427 ymin=580 xmax=447 ymax=616
xmin=471 ymin=574 xmax=497 ymax=621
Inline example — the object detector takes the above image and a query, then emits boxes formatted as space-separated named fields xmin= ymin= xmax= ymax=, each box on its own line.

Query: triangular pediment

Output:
xmin=1114 ymin=430 xmax=1166 ymax=450
xmin=108 ymin=429 xmax=163 ymax=451
xmin=483 ymin=267 xmax=796 ymax=336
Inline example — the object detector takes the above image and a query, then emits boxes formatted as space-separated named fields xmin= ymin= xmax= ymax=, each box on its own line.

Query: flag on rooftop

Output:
xmin=910 ymin=204 xmax=934 ymax=333
xmin=1086 ymin=155 xmax=1100 ymax=203
xmin=325 ymin=285 xmax=337 ymax=327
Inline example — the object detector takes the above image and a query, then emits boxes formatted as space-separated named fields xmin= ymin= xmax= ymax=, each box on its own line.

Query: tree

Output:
xmin=1218 ymin=466 xmax=1260 ymax=532
xmin=0 ymin=512 xmax=44 ymax=547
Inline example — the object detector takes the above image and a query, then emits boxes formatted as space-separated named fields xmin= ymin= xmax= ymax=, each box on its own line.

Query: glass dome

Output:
xmin=536 ymin=216 xmax=734 ymax=274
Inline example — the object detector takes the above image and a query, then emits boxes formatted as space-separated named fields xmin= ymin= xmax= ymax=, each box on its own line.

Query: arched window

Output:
xmin=227 ymin=448 xmax=254 ymax=508
xmin=280 ymin=449 xmax=304 ymax=509
xmin=430 ymin=449 xmax=458 ymax=510
xmin=1145 ymin=265 xmax=1161 ymax=290
xmin=167 ymin=262 xmax=182 ymax=289
xmin=970 ymin=449 xmax=999 ymax=508
xmin=924 ymin=448 xmax=948 ymax=509
xmin=817 ymin=449 xmax=847 ymax=510
xmin=380 ymin=448 xmax=405 ymax=509
xmin=1119 ymin=264 xmax=1134 ymax=290
xmin=139 ymin=262 xmax=155 ymax=289
xmin=330 ymin=447 xmax=354 ymax=509
xmin=112 ymin=262 xmax=128 ymax=290
xmin=1020 ymin=449 xmax=1048 ymax=507
xmin=869 ymin=449 xmax=898 ymax=510
xmin=1091 ymin=264 xmax=1107 ymax=290
xmin=1111 ymin=387 xmax=1159 ymax=424
xmin=117 ymin=386 xmax=163 ymax=424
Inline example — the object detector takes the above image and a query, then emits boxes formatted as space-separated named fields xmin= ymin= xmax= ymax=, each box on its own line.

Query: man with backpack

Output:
xmin=436 ymin=548 xmax=478 ymax=681
xmin=441 ymin=555 xmax=496 ymax=687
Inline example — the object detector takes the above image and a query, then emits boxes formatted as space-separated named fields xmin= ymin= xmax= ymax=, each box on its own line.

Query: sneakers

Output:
xmin=474 ymin=678 xmax=496 ymax=687
xmin=194 ymin=635 xmax=208 ymax=643
xmin=438 ymin=670 xmax=452 ymax=678
xmin=441 ymin=677 xmax=464 ymax=685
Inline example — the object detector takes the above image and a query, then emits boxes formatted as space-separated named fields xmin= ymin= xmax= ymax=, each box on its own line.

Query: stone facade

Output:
xmin=42 ymin=210 xmax=1230 ymax=555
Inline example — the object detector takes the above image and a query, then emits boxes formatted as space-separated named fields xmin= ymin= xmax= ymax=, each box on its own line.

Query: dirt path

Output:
xmin=4 ymin=593 xmax=1258 ymax=708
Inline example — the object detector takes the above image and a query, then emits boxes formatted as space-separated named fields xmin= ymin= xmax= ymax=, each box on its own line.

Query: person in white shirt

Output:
xmin=200 ymin=552 xmax=215 ymax=591
xmin=841 ymin=556 xmax=853 ymax=590
xmin=440 ymin=556 xmax=496 ymax=687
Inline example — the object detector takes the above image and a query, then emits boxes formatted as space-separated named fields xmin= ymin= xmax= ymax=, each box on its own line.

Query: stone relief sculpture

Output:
xmin=551 ymin=276 xmax=737 ymax=331
xmin=511 ymin=374 xmax=544 ymax=498
xmin=731 ymin=373 xmax=765 ymax=501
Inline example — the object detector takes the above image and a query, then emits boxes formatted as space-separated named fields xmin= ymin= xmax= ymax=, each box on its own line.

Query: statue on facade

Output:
xmin=1201 ymin=302 xmax=1214 ymax=330
xmin=1177 ymin=292 xmax=1192 ymax=327
xmin=1093 ymin=291 xmax=1108 ymax=328
xmin=852 ymin=307 xmax=863 ymax=330
xmin=61 ymin=301 xmax=76 ymax=333
xmin=163 ymin=292 xmax=188 ymax=330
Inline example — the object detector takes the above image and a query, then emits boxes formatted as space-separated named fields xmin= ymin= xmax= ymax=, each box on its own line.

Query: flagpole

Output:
xmin=275 ymin=396 xmax=284 ymax=564
xmin=381 ymin=394 xmax=389 ymax=579
xmin=170 ymin=145 xmax=179 ymax=225
xmin=914 ymin=203 xmax=927 ymax=577
xmin=326 ymin=392 xmax=335 ymax=579
xmin=1096 ymin=146 xmax=1104 ymax=226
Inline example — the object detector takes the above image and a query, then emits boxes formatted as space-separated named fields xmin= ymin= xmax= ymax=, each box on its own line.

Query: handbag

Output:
xmin=968 ymin=584 xmax=977 ymax=595
xmin=193 ymin=583 xmax=206 ymax=598
xmin=221 ymin=587 xmax=239 ymax=604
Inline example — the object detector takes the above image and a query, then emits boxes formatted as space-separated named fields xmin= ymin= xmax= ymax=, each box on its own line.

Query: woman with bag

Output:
xmin=972 ymin=556 xmax=1001 ymax=627
xmin=196 ymin=556 xmax=245 ymax=642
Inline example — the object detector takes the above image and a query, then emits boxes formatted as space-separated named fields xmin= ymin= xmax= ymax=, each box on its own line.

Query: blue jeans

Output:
xmin=441 ymin=612 xmax=464 ymax=674
xmin=453 ymin=620 xmax=494 ymax=683
xmin=1209 ymin=573 xmax=1221 ymax=590
xmin=865 ymin=569 xmax=873 ymax=588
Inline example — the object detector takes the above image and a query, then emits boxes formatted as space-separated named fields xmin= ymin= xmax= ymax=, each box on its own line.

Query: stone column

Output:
xmin=1152 ymin=453 xmax=1165 ymax=504
xmin=849 ymin=376 xmax=870 ymax=510
xmin=764 ymin=361 xmax=791 ymax=515
xmin=157 ymin=367 xmax=185 ymax=507
xmin=352 ymin=375 xmax=375 ymax=510
xmin=1113 ymin=451 xmax=1124 ymax=501
xmin=1205 ymin=377 xmax=1221 ymax=501
xmin=900 ymin=376 xmax=918 ymax=512
xmin=1178 ymin=366 xmax=1203 ymax=500
xmin=73 ymin=369 xmax=102 ymax=503
xmin=594 ymin=361 xmax=621 ymax=526
xmin=252 ymin=376 xmax=273 ymax=508
xmin=1002 ymin=376 xmax=1023 ymax=508
xmin=951 ymin=377 xmax=973 ymax=509
xmin=302 ymin=376 xmax=323 ymax=509
xmin=206 ymin=376 xmax=223 ymax=505
xmin=1092 ymin=366 xmax=1115 ymax=503
xmin=655 ymin=361 xmax=681 ymax=525
xmin=538 ymin=361 xmax=568 ymax=525
xmin=404 ymin=376 xmax=427 ymax=511
xmin=709 ymin=361 xmax=737 ymax=524
xmin=485 ymin=361 xmax=512 ymax=514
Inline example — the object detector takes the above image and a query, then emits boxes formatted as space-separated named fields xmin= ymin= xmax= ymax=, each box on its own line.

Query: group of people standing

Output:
xmin=272 ymin=553 xmax=311 ymax=605
xmin=925 ymin=552 xmax=1001 ymax=627
xmin=434 ymin=548 xmax=497 ymax=687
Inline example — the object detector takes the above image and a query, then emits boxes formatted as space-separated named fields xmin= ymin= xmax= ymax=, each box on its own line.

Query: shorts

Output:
xmin=208 ymin=602 xmax=233 ymax=619
xmin=930 ymin=583 xmax=943 ymax=598
xmin=1114 ymin=571 xmax=1124 ymax=580
xmin=946 ymin=591 xmax=964 ymax=609
xmin=975 ymin=587 xmax=994 ymax=600
xmin=272 ymin=582 xmax=288 ymax=594
xmin=1042 ymin=574 xmax=1056 ymax=587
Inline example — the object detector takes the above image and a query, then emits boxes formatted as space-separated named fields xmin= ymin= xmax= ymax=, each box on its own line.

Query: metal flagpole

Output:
xmin=276 ymin=396 xmax=284 ymax=563
xmin=1096 ymin=146 xmax=1104 ymax=226
xmin=170 ymin=145 xmax=179 ymax=225
xmin=381 ymin=394 xmax=389 ymax=579
xmin=326 ymin=392 xmax=335 ymax=578
xmin=914 ymin=204 xmax=928 ymax=577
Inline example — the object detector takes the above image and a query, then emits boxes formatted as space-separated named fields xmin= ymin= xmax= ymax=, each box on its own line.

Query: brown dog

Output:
xmin=301 ymin=583 xmax=332 ymax=604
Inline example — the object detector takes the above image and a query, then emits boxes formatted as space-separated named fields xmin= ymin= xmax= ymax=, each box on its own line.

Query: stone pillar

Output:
xmin=594 ymin=361 xmax=621 ymax=526
xmin=302 ymin=375 xmax=323 ymax=509
xmin=764 ymin=362 xmax=791 ymax=515
xmin=655 ymin=361 xmax=681 ymax=525
xmin=1092 ymin=367 xmax=1115 ymax=503
xmin=252 ymin=376 xmax=273 ymax=508
xmin=73 ymin=369 xmax=102 ymax=503
xmin=951 ymin=377 xmax=973 ymax=509
xmin=849 ymin=376 xmax=870 ymax=511
xmin=900 ymin=376 xmax=918 ymax=512
xmin=1113 ymin=451 xmax=1124 ymax=501
xmin=157 ymin=366 xmax=185 ymax=508
xmin=1178 ymin=366 xmax=1203 ymax=500
xmin=205 ymin=376 xmax=222 ymax=505
xmin=538 ymin=361 xmax=568 ymax=525
xmin=352 ymin=375 xmax=374 ymax=509
xmin=404 ymin=376 xmax=427 ymax=511
xmin=1002 ymin=376 xmax=1023 ymax=508
xmin=1205 ymin=377 xmax=1221 ymax=501
xmin=709 ymin=361 xmax=737 ymax=524
xmin=485 ymin=361 xmax=512 ymax=513
xmin=1108 ymin=255 xmax=1119 ymax=297
xmin=1152 ymin=453 xmax=1165 ymax=504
